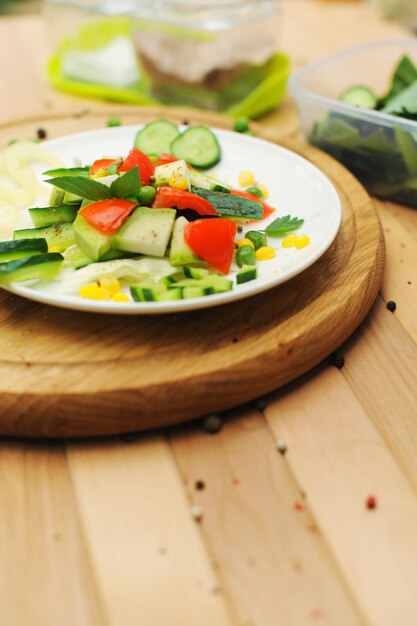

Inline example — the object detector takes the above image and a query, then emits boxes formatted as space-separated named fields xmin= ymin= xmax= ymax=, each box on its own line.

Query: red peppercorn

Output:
xmin=366 ymin=495 xmax=377 ymax=509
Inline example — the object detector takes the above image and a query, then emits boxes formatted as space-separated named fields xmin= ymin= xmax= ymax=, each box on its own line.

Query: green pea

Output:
xmin=233 ymin=117 xmax=250 ymax=133
xmin=236 ymin=245 xmax=256 ymax=267
xmin=107 ymin=116 xmax=121 ymax=127
xmin=245 ymin=186 xmax=263 ymax=198
xmin=138 ymin=185 xmax=156 ymax=206
xmin=245 ymin=230 xmax=267 ymax=250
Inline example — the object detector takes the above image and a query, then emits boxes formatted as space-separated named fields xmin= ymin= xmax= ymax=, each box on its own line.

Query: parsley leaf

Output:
xmin=263 ymin=214 xmax=304 ymax=237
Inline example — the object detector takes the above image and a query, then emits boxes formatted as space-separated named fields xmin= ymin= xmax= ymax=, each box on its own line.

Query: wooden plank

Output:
xmin=265 ymin=365 xmax=417 ymax=626
xmin=342 ymin=298 xmax=417 ymax=490
xmin=66 ymin=436 xmax=236 ymax=626
xmin=376 ymin=200 xmax=417 ymax=341
xmin=169 ymin=412 xmax=364 ymax=626
xmin=0 ymin=442 xmax=104 ymax=626
xmin=384 ymin=201 xmax=417 ymax=245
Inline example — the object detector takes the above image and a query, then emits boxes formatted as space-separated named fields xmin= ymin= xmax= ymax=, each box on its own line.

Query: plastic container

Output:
xmin=290 ymin=39 xmax=417 ymax=207
xmin=131 ymin=0 xmax=280 ymax=111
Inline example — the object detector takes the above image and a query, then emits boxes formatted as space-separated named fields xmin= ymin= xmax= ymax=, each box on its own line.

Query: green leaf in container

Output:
xmin=110 ymin=166 xmax=141 ymax=199
xmin=382 ymin=80 xmax=417 ymax=118
xmin=45 ymin=176 xmax=113 ymax=201
xmin=379 ymin=55 xmax=417 ymax=107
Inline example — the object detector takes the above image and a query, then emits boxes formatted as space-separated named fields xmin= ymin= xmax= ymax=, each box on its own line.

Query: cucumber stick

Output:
xmin=0 ymin=253 xmax=64 ymax=284
xmin=13 ymin=222 xmax=75 ymax=251
xmin=0 ymin=238 xmax=48 ymax=262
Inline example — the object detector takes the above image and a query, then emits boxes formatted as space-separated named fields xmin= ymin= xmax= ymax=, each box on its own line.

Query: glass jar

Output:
xmin=132 ymin=0 xmax=280 ymax=110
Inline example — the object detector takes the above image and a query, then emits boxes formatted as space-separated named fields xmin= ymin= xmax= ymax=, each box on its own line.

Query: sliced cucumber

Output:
xmin=29 ymin=205 xmax=78 ymax=228
xmin=113 ymin=207 xmax=176 ymax=258
xmin=13 ymin=222 xmax=75 ymax=251
xmin=339 ymin=85 xmax=377 ymax=110
xmin=0 ymin=238 xmax=48 ymax=262
xmin=183 ymin=266 xmax=210 ymax=279
xmin=155 ymin=288 xmax=183 ymax=302
xmin=0 ymin=253 xmax=64 ymax=284
xmin=130 ymin=283 xmax=167 ymax=302
xmin=73 ymin=215 xmax=112 ymax=261
xmin=183 ymin=286 xmax=215 ymax=299
xmin=135 ymin=120 xmax=180 ymax=156
xmin=44 ymin=167 xmax=89 ymax=177
xmin=169 ymin=216 xmax=202 ymax=266
xmin=236 ymin=265 xmax=257 ymax=284
xmin=189 ymin=169 xmax=231 ymax=193
xmin=171 ymin=126 xmax=221 ymax=169
xmin=65 ymin=245 xmax=137 ymax=270
xmin=49 ymin=187 xmax=66 ymax=207
xmin=191 ymin=187 xmax=263 ymax=220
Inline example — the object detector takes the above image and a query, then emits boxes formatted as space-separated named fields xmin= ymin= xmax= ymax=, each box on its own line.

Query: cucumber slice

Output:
xmin=29 ymin=205 xmax=78 ymax=228
xmin=182 ymin=286 xmax=215 ymax=299
xmin=44 ymin=167 xmax=89 ymax=177
xmin=0 ymin=238 xmax=48 ymax=262
xmin=130 ymin=283 xmax=167 ymax=302
xmin=183 ymin=266 xmax=210 ymax=279
xmin=49 ymin=187 xmax=66 ymax=207
xmin=339 ymin=85 xmax=377 ymax=110
xmin=13 ymin=222 xmax=75 ymax=251
xmin=135 ymin=120 xmax=180 ymax=156
xmin=171 ymin=126 xmax=221 ymax=169
xmin=236 ymin=265 xmax=257 ymax=284
xmin=191 ymin=187 xmax=263 ymax=220
xmin=0 ymin=253 xmax=64 ymax=284
xmin=155 ymin=288 xmax=183 ymax=302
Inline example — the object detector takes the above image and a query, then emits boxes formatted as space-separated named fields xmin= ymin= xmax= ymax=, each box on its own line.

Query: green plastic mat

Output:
xmin=47 ymin=17 xmax=291 ymax=119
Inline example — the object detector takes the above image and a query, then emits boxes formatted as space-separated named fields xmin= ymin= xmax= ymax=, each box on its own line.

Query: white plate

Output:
xmin=3 ymin=126 xmax=341 ymax=314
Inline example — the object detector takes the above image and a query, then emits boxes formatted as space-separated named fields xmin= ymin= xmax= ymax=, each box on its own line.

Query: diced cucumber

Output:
xmin=73 ymin=214 xmax=112 ymax=261
xmin=43 ymin=167 xmax=90 ymax=177
xmin=183 ymin=266 xmax=210 ymax=279
xmin=13 ymin=222 xmax=75 ymax=251
xmin=171 ymin=126 xmax=221 ymax=169
xmin=29 ymin=205 xmax=78 ymax=228
xmin=112 ymin=207 xmax=176 ymax=257
xmin=201 ymin=275 xmax=233 ymax=293
xmin=159 ymin=273 xmax=184 ymax=287
xmin=183 ymin=286 xmax=215 ymax=299
xmin=190 ymin=187 xmax=263 ymax=220
xmin=135 ymin=120 xmax=180 ymax=156
xmin=236 ymin=265 xmax=257 ymax=284
xmin=339 ymin=85 xmax=377 ymax=109
xmin=0 ymin=253 xmax=64 ymax=284
xmin=189 ymin=170 xmax=231 ymax=193
xmin=64 ymin=191 xmax=83 ymax=205
xmin=169 ymin=216 xmax=202 ymax=266
xmin=65 ymin=244 xmax=137 ymax=270
xmin=49 ymin=187 xmax=66 ymax=207
xmin=0 ymin=238 xmax=48 ymax=262
xmin=154 ymin=160 xmax=190 ymax=189
xmin=130 ymin=282 xmax=167 ymax=302
xmin=155 ymin=288 xmax=183 ymax=301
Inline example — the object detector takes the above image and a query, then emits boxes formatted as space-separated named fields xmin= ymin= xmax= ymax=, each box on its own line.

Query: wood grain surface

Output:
xmin=1 ymin=2 xmax=417 ymax=625
xmin=0 ymin=109 xmax=384 ymax=437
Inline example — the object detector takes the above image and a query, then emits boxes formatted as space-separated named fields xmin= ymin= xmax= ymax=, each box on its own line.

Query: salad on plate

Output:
xmin=0 ymin=120 xmax=331 ymax=313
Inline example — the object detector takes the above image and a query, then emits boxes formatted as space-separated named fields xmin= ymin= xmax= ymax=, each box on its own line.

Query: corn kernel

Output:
xmin=238 ymin=171 xmax=255 ymax=187
xmin=79 ymin=282 xmax=111 ymax=300
xmin=112 ymin=291 xmax=130 ymax=302
xmin=48 ymin=245 xmax=61 ymax=253
xmin=237 ymin=237 xmax=254 ymax=249
xmin=169 ymin=175 xmax=189 ymax=190
xmin=98 ymin=274 xmax=120 ymax=296
xmin=91 ymin=168 xmax=106 ymax=179
xmin=257 ymin=183 xmax=269 ymax=199
xmin=282 ymin=234 xmax=311 ymax=249
xmin=255 ymin=246 xmax=276 ymax=261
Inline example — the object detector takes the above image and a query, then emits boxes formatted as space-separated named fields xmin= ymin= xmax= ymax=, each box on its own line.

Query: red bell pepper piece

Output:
xmin=230 ymin=189 xmax=275 ymax=218
xmin=154 ymin=153 xmax=180 ymax=167
xmin=89 ymin=158 xmax=117 ymax=175
xmin=79 ymin=199 xmax=137 ymax=235
xmin=152 ymin=187 xmax=217 ymax=216
xmin=119 ymin=147 xmax=155 ymax=185
xmin=184 ymin=218 xmax=237 ymax=275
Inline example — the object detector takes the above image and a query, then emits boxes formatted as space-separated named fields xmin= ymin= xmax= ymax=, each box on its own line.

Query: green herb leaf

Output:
xmin=43 ymin=167 xmax=90 ymax=178
xmin=110 ymin=166 xmax=142 ymax=199
xmin=263 ymin=214 xmax=304 ymax=237
xmin=45 ymin=176 xmax=112 ymax=201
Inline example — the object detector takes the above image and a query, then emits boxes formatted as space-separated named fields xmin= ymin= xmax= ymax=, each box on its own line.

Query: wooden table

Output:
xmin=1 ymin=2 xmax=417 ymax=625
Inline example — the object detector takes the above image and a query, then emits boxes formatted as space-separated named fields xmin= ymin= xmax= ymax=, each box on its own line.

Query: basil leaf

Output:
xmin=45 ymin=176 xmax=112 ymax=201
xmin=110 ymin=166 xmax=142 ymax=199
xmin=264 ymin=214 xmax=304 ymax=237
xmin=43 ymin=167 xmax=90 ymax=177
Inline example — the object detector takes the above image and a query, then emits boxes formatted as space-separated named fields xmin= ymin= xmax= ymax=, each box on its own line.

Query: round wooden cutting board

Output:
xmin=0 ymin=107 xmax=384 ymax=437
